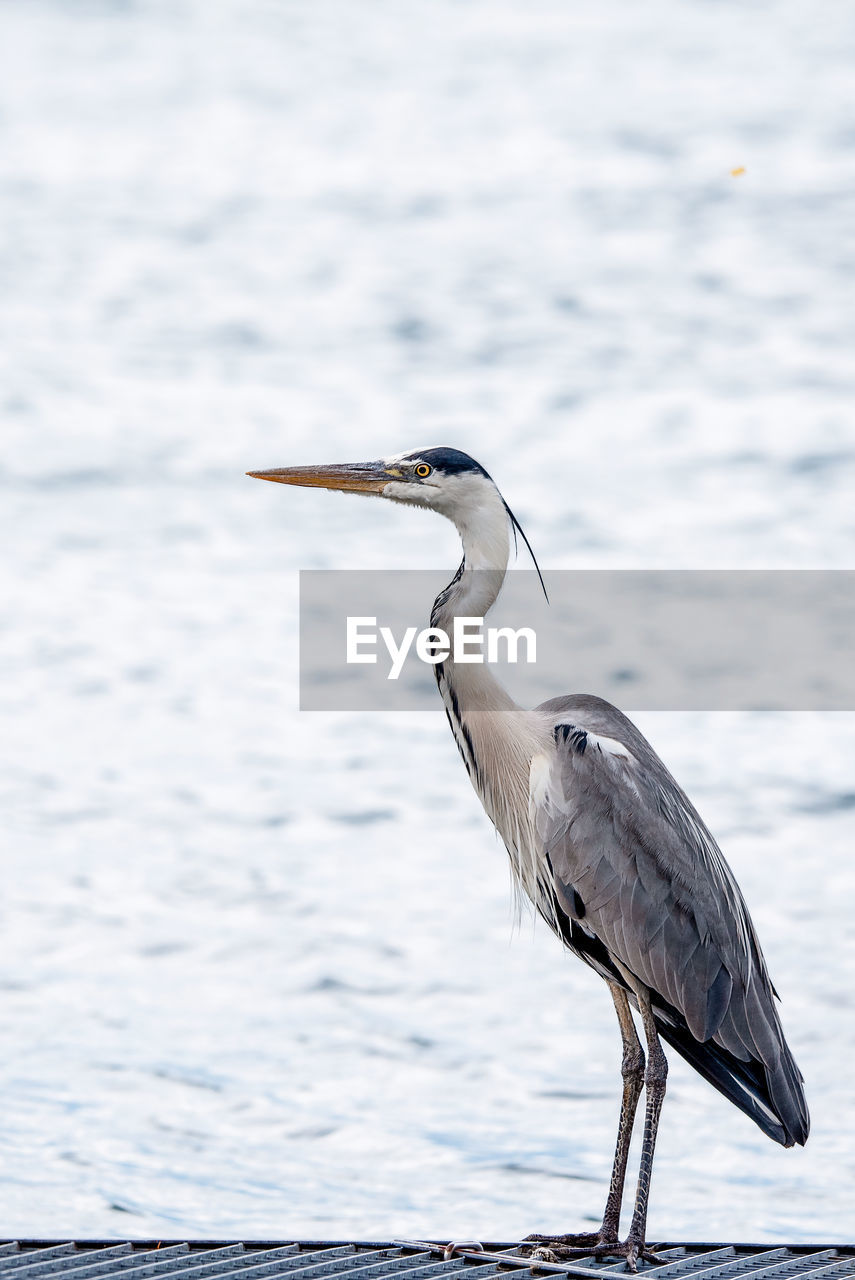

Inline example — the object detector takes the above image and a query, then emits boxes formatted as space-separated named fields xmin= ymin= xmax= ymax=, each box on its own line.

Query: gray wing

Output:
xmin=533 ymin=694 xmax=809 ymax=1148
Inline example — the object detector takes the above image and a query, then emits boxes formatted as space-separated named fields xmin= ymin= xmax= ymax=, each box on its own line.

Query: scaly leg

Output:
xmin=525 ymin=983 xmax=646 ymax=1259
xmin=615 ymin=987 xmax=668 ymax=1271
xmin=578 ymin=985 xmax=667 ymax=1272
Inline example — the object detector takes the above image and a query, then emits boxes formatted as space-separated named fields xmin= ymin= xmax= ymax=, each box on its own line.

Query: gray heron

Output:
xmin=248 ymin=446 xmax=808 ymax=1270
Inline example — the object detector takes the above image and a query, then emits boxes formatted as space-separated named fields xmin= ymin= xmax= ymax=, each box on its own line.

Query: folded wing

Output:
xmin=532 ymin=694 xmax=809 ymax=1148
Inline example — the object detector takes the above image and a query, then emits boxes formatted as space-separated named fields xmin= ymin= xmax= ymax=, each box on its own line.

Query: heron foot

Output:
xmin=590 ymin=1239 xmax=662 ymax=1273
xmin=522 ymin=1234 xmax=661 ymax=1272
xmin=522 ymin=1231 xmax=617 ymax=1262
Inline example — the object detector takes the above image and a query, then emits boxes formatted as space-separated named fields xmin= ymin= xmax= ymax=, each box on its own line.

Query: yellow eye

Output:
xmin=415 ymin=463 xmax=432 ymax=478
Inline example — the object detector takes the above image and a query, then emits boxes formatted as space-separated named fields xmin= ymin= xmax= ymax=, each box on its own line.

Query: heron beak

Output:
xmin=246 ymin=462 xmax=392 ymax=494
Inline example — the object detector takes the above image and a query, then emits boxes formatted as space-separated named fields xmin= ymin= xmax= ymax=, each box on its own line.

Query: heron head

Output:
xmin=248 ymin=446 xmax=546 ymax=592
xmin=247 ymin=446 xmax=494 ymax=517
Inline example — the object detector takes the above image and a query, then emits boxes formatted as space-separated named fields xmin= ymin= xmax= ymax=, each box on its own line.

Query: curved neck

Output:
xmin=431 ymin=485 xmax=515 ymax=713
xmin=431 ymin=485 xmax=510 ymax=628
xmin=429 ymin=483 xmax=550 ymax=902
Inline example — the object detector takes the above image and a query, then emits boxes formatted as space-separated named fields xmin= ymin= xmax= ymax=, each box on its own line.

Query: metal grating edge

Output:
xmin=0 ymin=1243 xmax=852 ymax=1280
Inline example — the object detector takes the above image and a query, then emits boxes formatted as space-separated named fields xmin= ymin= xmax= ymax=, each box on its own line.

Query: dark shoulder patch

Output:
xmin=555 ymin=723 xmax=588 ymax=755
xmin=545 ymin=850 xmax=586 ymax=921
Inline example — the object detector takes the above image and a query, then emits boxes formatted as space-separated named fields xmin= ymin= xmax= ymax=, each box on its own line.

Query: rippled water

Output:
xmin=1 ymin=0 xmax=854 ymax=1248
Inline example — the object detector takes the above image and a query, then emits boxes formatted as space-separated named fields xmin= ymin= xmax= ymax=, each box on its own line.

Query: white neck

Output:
xmin=431 ymin=481 xmax=513 ymax=706
xmin=430 ymin=484 xmax=551 ymax=916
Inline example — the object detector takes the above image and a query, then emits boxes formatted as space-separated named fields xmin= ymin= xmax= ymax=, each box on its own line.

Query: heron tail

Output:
xmin=654 ymin=1006 xmax=810 ymax=1147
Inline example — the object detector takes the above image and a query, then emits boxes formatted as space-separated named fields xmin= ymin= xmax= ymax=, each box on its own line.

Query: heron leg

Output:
xmin=600 ymin=983 xmax=646 ymax=1240
xmin=611 ymin=986 xmax=668 ymax=1272
xmin=524 ymin=982 xmax=645 ymax=1259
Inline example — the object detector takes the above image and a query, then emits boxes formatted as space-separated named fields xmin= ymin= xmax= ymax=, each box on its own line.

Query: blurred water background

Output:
xmin=1 ymin=0 xmax=854 ymax=1247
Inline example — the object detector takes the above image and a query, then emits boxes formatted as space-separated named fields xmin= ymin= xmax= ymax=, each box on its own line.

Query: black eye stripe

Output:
xmin=403 ymin=447 xmax=490 ymax=478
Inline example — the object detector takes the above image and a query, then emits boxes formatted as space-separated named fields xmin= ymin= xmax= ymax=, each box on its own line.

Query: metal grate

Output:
xmin=0 ymin=1243 xmax=853 ymax=1280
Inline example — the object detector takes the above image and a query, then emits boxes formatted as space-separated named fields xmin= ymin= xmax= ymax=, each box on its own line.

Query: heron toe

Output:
xmin=590 ymin=1239 xmax=663 ymax=1273
xmin=523 ymin=1230 xmax=618 ymax=1260
xmin=523 ymin=1234 xmax=661 ymax=1272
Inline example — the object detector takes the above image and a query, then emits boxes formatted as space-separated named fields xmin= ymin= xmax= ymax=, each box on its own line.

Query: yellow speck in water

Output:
xmin=731 ymin=166 xmax=746 ymax=177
